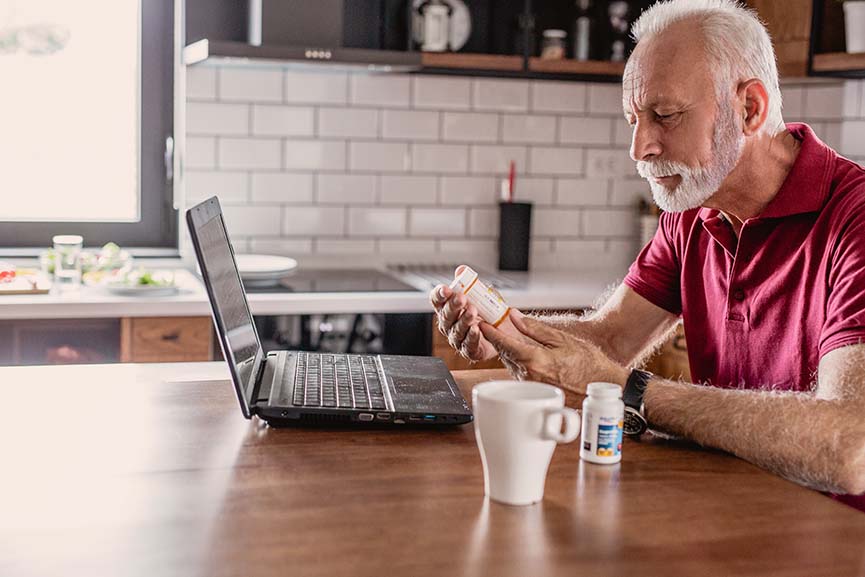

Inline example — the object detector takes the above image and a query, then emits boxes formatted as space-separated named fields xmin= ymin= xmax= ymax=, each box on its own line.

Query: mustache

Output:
xmin=636 ymin=159 xmax=694 ymax=179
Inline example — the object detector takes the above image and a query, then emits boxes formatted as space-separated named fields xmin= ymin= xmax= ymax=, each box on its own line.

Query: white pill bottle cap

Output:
xmin=449 ymin=265 xmax=479 ymax=294
xmin=585 ymin=382 xmax=623 ymax=399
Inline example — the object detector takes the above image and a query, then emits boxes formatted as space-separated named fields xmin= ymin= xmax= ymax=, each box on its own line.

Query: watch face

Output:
xmin=623 ymin=407 xmax=647 ymax=436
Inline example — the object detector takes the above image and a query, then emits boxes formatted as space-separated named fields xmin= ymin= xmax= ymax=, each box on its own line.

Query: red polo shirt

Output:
xmin=624 ymin=123 xmax=865 ymax=511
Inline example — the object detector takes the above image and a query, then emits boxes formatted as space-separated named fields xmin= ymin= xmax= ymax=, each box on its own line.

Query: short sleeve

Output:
xmin=623 ymin=212 xmax=683 ymax=315
xmin=820 ymin=209 xmax=865 ymax=357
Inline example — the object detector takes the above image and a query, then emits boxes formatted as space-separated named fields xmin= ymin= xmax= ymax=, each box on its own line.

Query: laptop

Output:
xmin=187 ymin=196 xmax=473 ymax=427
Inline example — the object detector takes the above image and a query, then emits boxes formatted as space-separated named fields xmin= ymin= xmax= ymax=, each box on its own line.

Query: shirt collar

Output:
xmin=698 ymin=122 xmax=834 ymax=222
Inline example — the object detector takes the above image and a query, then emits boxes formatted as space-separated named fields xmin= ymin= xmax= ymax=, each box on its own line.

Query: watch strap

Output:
xmin=623 ymin=368 xmax=653 ymax=412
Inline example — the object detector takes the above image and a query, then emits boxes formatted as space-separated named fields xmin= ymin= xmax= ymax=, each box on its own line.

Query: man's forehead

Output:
xmin=622 ymin=57 xmax=690 ymax=113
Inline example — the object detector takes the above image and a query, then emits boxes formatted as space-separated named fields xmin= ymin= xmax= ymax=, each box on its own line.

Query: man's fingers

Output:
xmin=430 ymin=284 xmax=451 ymax=308
xmin=480 ymin=322 xmax=535 ymax=363
xmin=512 ymin=314 xmax=564 ymax=348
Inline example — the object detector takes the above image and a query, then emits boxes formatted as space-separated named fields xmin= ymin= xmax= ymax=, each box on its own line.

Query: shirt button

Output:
xmin=733 ymin=289 xmax=745 ymax=301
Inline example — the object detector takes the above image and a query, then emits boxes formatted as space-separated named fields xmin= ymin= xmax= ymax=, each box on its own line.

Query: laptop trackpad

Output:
xmin=392 ymin=376 xmax=460 ymax=412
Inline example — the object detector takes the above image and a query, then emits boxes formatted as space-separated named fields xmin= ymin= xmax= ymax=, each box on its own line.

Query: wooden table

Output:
xmin=1 ymin=363 xmax=863 ymax=577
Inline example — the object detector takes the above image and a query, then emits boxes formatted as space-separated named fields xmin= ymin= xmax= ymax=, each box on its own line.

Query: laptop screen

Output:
xmin=193 ymin=206 xmax=262 ymax=413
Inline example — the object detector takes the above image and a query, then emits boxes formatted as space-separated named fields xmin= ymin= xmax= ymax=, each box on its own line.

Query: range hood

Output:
xmin=183 ymin=39 xmax=421 ymax=73
xmin=184 ymin=0 xmax=420 ymax=73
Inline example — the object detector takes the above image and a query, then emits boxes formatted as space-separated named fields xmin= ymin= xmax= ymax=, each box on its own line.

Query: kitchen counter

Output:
xmin=0 ymin=266 xmax=627 ymax=320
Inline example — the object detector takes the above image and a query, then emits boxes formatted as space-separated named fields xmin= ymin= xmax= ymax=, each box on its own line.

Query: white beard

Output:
xmin=636 ymin=100 xmax=745 ymax=213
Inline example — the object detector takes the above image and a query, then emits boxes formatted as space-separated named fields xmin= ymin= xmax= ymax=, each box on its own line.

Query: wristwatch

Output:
xmin=622 ymin=368 xmax=653 ymax=436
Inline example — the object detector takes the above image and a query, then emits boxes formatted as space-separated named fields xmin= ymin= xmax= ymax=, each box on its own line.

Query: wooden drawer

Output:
xmin=120 ymin=317 xmax=213 ymax=363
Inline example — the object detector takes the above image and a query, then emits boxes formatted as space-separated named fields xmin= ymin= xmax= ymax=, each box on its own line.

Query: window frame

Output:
xmin=0 ymin=0 xmax=177 ymax=256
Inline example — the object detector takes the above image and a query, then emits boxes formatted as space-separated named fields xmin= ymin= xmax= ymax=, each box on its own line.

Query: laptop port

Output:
xmin=408 ymin=415 xmax=423 ymax=422
xmin=376 ymin=413 xmax=391 ymax=421
xmin=423 ymin=415 xmax=437 ymax=422
xmin=358 ymin=413 xmax=374 ymax=422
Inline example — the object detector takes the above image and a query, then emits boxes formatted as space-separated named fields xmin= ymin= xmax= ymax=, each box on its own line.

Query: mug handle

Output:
xmin=542 ymin=408 xmax=581 ymax=443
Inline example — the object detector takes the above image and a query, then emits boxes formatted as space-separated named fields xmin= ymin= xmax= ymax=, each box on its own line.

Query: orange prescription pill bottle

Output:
xmin=449 ymin=266 xmax=511 ymax=327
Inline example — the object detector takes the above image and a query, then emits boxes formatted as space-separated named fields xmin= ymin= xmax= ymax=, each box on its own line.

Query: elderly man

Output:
xmin=430 ymin=0 xmax=865 ymax=511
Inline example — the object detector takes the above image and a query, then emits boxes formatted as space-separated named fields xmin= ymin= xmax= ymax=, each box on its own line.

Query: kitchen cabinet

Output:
xmin=0 ymin=317 xmax=215 ymax=366
xmin=120 ymin=317 xmax=214 ymax=363
xmin=809 ymin=0 xmax=865 ymax=77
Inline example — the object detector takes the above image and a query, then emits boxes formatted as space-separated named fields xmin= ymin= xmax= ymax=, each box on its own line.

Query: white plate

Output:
xmin=235 ymin=254 xmax=298 ymax=281
xmin=105 ymin=283 xmax=179 ymax=297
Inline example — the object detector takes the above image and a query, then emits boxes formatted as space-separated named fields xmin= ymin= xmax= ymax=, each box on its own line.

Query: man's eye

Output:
xmin=656 ymin=112 xmax=679 ymax=121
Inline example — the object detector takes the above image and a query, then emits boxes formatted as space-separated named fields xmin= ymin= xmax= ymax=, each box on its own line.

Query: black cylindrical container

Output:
xmin=498 ymin=202 xmax=532 ymax=271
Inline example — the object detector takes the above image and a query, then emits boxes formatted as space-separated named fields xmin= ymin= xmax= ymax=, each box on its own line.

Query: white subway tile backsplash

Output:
xmin=820 ymin=121 xmax=842 ymax=150
xmin=186 ymin=66 xmax=217 ymax=100
xmin=587 ymin=83 xmax=624 ymax=115
xmin=222 ymin=205 xmax=282 ymax=237
xmin=379 ymin=175 xmax=438 ymax=205
xmin=318 ymin=108 xmax=379 ymax=139
xmin=350 ymin=141 xmax=410 ymax=172
xmin=185 ymin=68 xmax=645 ymax=269
xmin=219 ymin=138 xmax=282 ymax=170
xmin=502 ymin=115 xmax=556 ymax=144
xmin=470 ymin=145 xmax=527 ymax=175
xmin=410 ymin=208 xmax=466 ymax=237
xmin=185 ymin=137 xmax=216 ymax=169
xmin=382 ymin=110 xmax=439 ymax=141
xmin=560 ymin=117 xmax=612 ymax=146
xmin=556 ymin=179 xmax=608 ymax=206
xmin=440 ymin=176 xmax=496 ymax=205
xmin=841 ymin=120 xmax=865 ymax=156
xmin=468 ymin=208 xmax=497 ymax=237
xmin=249 ymin=238 xmax=313 ymax=255
xmin=284 ymin=140 xmax=347 ymax=171
xmin=859 ymin=80 xmax=865 ymax=117
xmin=185 ymin=170 xmax=248 ymax=203
xmin=317 ymin=174 xmax=377 ymax=204
xmin=531 ymin=81 xmax=586 ymax=114
xmin=473 ymin=79 xmax=529 ymax=112
xmin=582 ymin=209 xmax=636 ymax=237
xmin=585 ymin=149 xmax=634 ymax=178
xmin=350 ymin=74 xmax=411 ymax=108
xmin=348 ymin=207 xmax=407 ymax=236
xmin=529 ymin=147 xmax=584 ymax=176
xmin=251 ymin=172 xmax=314 ymax=203
xmin=316 ymin=239 xmax=376 ymax=254
xmin=187 ymin=103 xmax=249 ymax=135
xmin=378 ymin=238 xmax=437 ymax=254
xmin=842 ymin=81 xmax=861 ymax=119
xmin=534 ymin=208 xmax=581 ymax=237
xmin=610 ymin=178 xmax=651 ymax=206
xmin=252 ymin=105 xmax=314 ymax=137
xmin=220 ymin=68 xmax=282 ymax=102
xmin=613 ymin=118 xmax=632 ymax=147
xmin=413 ymin=76 xmax=472 ymax=110
xmin=441 ymin=112 xmax=499 ymax=143
xmin=412 ymin=144 xmax=469 ymax=173
xmin=283 ymin=206 xmax=345 ymax=236
xmin=803 ymin=84 xmax=844 ymax=120
xmin=781 ymin=85 xmax=804 ymax=120
xmin=284 ymin=70 xmax=348 ymax=105
xmin=514 ymin=177 xmax=554 ymax=204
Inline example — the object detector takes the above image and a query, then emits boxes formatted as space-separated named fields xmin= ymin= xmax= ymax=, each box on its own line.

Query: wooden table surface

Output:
xmin=1 ymin=362 xmax=864 ymax=577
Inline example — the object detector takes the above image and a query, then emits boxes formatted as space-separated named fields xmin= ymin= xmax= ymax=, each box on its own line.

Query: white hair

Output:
xmin=631 ymin=0 xmax=784 ymax=135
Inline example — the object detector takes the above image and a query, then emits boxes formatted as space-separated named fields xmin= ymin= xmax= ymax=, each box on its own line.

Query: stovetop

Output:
xmin=243 ymin=268 xmax=420 ymax=294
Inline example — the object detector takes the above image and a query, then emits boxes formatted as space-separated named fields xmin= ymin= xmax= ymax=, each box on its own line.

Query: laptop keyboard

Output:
xmin=291 ymin=352 xmax=387 ymax=410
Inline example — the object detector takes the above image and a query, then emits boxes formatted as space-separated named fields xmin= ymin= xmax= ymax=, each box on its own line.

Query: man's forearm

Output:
xmin=643 ymin=378 xmax=865 ymax=494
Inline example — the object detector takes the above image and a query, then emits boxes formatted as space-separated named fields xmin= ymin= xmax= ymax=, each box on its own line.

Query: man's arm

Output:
xmin=643 ymin=343 xmax=865 ymax=495
xmin=533 ymin=284 xmax=680 ymax=367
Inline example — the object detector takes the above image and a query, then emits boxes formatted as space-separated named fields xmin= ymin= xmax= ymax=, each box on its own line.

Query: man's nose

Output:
xmin=630 ymin=121 xmax=662 ymax=162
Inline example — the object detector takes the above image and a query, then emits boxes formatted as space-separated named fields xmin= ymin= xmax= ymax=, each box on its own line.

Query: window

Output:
xmin=0 ymin=0 xmax=176 ymax=252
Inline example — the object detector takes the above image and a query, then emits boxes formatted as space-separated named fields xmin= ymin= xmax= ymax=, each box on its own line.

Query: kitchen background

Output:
xmin=181 ymin=68 xmax=865 ymax=272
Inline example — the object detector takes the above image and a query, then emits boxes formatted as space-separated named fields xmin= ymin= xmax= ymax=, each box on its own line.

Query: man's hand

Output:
xmin=480 ymin=312 xmax=628 ymax=393
xmin=429 ymin=279 xmax=498 ymax=363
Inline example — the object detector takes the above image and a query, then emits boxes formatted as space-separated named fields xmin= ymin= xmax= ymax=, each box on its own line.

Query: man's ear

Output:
xmin=737 ymin=79 xmax=769 ymax=136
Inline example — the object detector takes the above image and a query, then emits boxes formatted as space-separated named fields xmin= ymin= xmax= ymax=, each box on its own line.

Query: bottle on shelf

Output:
xmin=573 ymin=0 xmax=593 ymax=61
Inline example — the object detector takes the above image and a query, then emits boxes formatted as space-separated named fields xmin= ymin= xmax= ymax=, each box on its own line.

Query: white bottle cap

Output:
xmin=449 ymin=265 xmax=478 ymax=294
xmin=586 ymin=382 xmax=623 ymax=399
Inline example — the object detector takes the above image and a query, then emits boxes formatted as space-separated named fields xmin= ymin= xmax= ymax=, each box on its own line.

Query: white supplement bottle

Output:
xmin=449 ymin=266 xmax=511 ymax=327
xmin=580 ymin=382 xmax=625 ymax=464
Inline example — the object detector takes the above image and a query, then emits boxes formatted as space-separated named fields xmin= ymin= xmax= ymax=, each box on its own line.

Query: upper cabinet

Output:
xmin=184 ymin=0 xmax=862 ymax=81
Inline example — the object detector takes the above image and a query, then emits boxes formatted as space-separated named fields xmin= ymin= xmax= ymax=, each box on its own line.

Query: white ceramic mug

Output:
xmin=473 ymin=380 xmax=581 ymax=506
